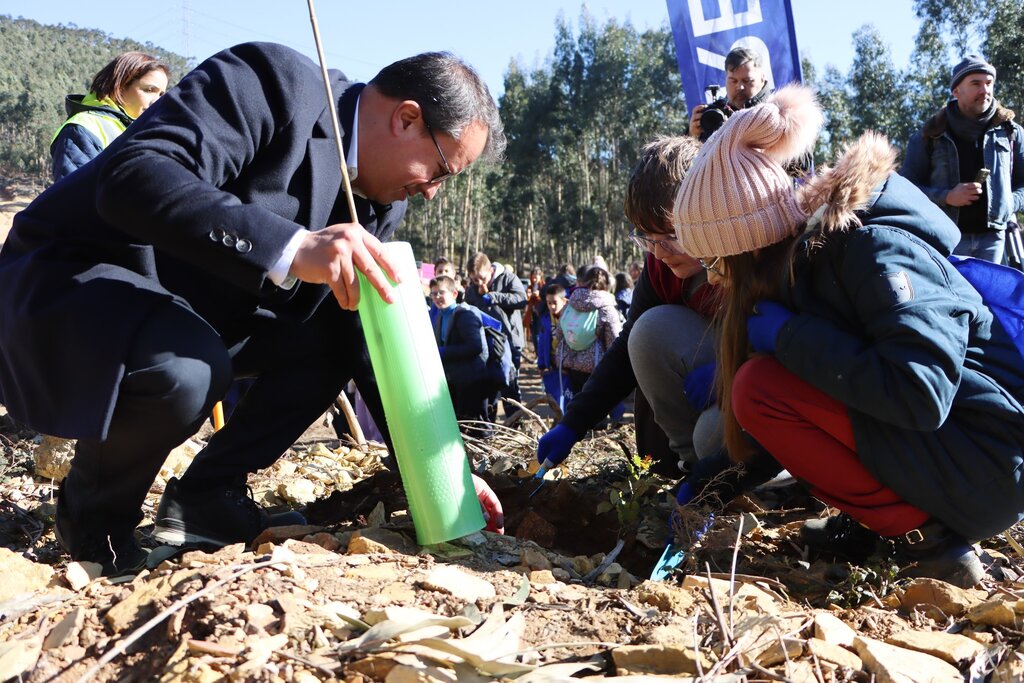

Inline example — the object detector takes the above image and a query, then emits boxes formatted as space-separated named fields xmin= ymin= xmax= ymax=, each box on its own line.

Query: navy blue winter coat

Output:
xmin=776 ymin=172 xmax=1024 ymax=540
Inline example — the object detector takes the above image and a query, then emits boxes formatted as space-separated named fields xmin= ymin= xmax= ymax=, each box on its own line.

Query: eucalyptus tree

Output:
xmin=847 ymin=25 xmax=913 ymax=149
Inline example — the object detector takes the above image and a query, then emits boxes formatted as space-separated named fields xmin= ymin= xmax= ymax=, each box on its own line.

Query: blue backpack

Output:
xmin=477 ymin=310 xmax=515 ymax=390
xmin=949 ymin=254 xmax=1024 ymax=360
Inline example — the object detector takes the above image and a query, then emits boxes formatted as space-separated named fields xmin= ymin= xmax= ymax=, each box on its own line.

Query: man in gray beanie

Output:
xmin=900 ymin=55 xmax=1024 ymax=263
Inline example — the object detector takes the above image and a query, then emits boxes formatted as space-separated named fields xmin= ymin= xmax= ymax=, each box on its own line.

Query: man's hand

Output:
xmin=688 ymin=104 xmax=707 ymax=138
xmin=289 ymin=223 xmax=401 ymax=311
xmin=945 ymin=182 xmax=983 ymax=207
xmin=472 ymin=474 xmax=504 ymax=534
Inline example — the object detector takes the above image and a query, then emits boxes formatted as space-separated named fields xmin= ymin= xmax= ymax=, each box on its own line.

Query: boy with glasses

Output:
xmin=430 ymin=276 xmax=490 ymax=429
xmin=536 ymin=135 xmax=724 ymax=482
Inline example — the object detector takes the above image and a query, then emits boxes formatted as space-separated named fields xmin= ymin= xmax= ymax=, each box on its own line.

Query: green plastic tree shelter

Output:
xmin=357 ymin=241 xmax=485 ymax=545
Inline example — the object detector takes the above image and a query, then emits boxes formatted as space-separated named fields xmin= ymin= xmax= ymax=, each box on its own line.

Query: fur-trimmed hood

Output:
xmin=797 ymin=131 xmax=961 ymax=255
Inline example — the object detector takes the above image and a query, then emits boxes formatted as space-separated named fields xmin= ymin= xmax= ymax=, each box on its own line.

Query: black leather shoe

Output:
xmin=889 ymin=520 xmax=985 ymax=588
xmin=55 ymin=502 xmax=148 ymax=577
xmin=800 ymin=512 xmax=881 ymax=562
xmin=152 ymin=477 xmax=307 ymax=547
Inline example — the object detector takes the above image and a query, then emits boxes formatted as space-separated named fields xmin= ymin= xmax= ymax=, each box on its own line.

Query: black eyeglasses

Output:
xmin=629 ymin=230 xmax=684 ymax=255
xmin=424 ymin=121 xmax=457 ymax=185
xmin=697 ymin=256 xmax=723 ymax=276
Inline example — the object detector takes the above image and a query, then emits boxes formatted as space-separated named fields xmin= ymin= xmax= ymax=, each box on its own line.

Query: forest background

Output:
xmin=0 ymin=0 xmax=1022 ymax=275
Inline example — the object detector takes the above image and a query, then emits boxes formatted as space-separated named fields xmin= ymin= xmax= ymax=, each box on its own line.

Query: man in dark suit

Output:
xmin=0 ymin=42 xmax=505 ymax=574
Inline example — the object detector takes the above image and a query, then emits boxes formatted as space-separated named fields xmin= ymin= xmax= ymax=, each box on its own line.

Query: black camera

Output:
xmin=699 ymin=85 xmax=733 ymax=142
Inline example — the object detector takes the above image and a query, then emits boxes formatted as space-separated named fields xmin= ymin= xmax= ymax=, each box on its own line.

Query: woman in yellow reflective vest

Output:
xmin=50 ymin=52 xmax=171 ymax=181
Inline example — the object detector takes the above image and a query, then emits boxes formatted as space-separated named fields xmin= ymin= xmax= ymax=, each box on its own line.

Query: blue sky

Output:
xmin=4 ymin=1 xmax=926 ymax=96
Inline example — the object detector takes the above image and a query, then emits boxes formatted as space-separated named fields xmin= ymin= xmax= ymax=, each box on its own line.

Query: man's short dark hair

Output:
xmin=725 ymin=47 xmax=762 ymax=73
xmin=557 ymin=263 xmax=575 ymax=276
xmin=371 ymin=52 xmax=506 ymax=163
xmin=625 ymin=135 xmax=702 ymax=234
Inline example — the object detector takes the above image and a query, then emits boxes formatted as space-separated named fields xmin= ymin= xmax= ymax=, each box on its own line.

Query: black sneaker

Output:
xmin=800 ymin=512 xmax=881 ymax=562
xmin=152 ymin=477 xmax=307 ymax=547
xmin=55 ymin=510 xmax=148 ymax=577
xmin=889 ymin=521 xmax=985 ymax=589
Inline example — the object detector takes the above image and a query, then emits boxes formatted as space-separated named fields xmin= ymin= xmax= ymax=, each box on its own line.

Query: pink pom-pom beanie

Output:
xmin=672 ymin=84 xmax=823 ymax=258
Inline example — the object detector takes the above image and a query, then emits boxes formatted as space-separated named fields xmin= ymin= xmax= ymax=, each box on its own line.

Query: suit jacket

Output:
xmin=0 ymin=42 xmax=406 ymax=439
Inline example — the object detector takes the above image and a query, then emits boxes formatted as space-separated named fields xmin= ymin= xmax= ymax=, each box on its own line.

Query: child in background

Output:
xmin=554 ymin=267 xmax=623 ymax=396
xmin=536 ymin=284 xmax=571 ymax=411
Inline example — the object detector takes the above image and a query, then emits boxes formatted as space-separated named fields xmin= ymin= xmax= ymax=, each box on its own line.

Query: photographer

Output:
xmin=688 ymin=47 xmax=813 ymax=179
xmin=688 ymin=48 xmax=771 ymax=142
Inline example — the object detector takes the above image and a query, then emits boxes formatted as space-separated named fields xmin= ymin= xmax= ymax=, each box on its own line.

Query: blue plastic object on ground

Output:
xmin=650 ymin=512 xmax=716 ymax=581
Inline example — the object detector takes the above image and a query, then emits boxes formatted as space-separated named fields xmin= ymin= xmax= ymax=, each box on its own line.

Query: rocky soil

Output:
xmin=4 ymin=182 xmax=1024 ymax=681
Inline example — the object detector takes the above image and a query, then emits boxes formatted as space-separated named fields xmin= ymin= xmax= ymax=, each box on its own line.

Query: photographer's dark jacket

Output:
xmin=775 ymin=137 xmax=1024 ymax=541
xmin=900 ymin=101 xmax=1024 ymax=232
xmin=0 ymin=42 xmax=406 ymax=440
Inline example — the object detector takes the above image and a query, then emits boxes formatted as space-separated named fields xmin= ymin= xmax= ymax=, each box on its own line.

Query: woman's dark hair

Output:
xmin=91 ymin=52 xmax=170 ymax=107
xmin=370 ymin=52 xmax=506 ymax=162
xmin=614 ymin=272 xmax=634 ymax=293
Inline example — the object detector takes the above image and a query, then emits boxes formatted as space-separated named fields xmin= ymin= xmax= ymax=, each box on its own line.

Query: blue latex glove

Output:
xmin=746 ymin=300 xmax=796 ymax=354
xmin=683 ymin=362 xmax=717 ymax=412
xmin=675 ymin=481 xmax=695 ymax=506
xmin=676 ymin=450 xmax=731 ymax=506
xmin=536 ymin=423 xmax=580 ymax=470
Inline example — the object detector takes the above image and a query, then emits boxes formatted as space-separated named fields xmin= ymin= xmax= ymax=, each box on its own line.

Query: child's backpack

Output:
xmin=950 ymin=253 xmax=1024 ymax=360
xmin=478 ymin=310 xmax=515 ymax=391
xmin=559 ymin=304 xmax=599 ymax=352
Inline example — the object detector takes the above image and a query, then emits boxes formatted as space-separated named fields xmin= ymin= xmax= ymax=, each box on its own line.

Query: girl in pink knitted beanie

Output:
xmin=670 ymin=84 xmax=1024 ymax=588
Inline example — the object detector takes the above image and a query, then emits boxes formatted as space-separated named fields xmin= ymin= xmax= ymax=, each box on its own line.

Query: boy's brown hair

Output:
xmin=433 ymin=275 xmax=457 ymax=291
xmin=624 ymin=135 xmax=702 ymax=234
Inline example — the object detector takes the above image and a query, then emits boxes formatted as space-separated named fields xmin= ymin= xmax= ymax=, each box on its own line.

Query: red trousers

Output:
xmin=732 ymin=357 xmax=929 ymax=536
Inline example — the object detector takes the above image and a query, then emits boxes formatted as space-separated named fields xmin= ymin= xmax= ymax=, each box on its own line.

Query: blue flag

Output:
xmin=665 ymin=0 xmax=802 ymax=113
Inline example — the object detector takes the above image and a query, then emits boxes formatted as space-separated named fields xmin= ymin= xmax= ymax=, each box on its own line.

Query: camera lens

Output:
xmin=699 ymin=107 xmax=729 ymax=142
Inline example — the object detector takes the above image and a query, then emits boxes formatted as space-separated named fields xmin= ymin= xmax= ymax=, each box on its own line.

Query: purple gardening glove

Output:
xmin=746 ymin=300 xmax=796 ymax=354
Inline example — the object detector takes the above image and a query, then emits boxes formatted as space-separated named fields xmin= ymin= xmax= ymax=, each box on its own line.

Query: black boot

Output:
xmin=888 ymin=520 xmax=984 ymax=588
xmin=153 ymin=477 xmax=307 ymax=547
xmin=55 ymin=489 xmax=148 ymax=577
xmin=800 ymin=512 xmax=881 ymax=563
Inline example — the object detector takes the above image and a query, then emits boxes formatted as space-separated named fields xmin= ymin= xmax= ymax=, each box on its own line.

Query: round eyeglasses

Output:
xmin=697 ymin=256 xmax=723 ymax=276
xmin=629 ymin=230 xmax=685 ymax=255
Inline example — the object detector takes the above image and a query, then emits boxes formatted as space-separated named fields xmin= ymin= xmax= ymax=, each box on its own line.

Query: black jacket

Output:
xmin=0 ymin=43 xmax=406 ymax=439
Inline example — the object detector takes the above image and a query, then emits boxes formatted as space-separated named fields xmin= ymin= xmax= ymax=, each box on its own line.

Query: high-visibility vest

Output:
xmin=51 ymin=93 xmax=131 ymax=149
